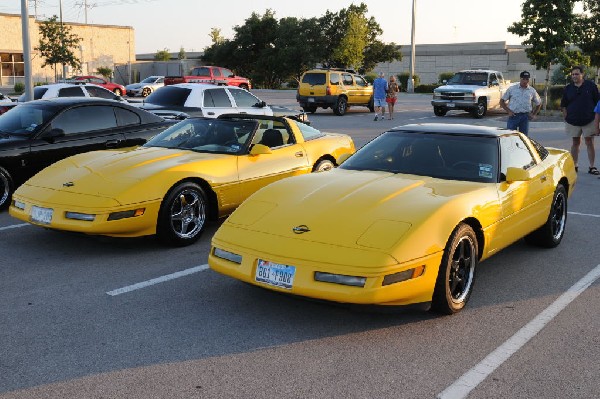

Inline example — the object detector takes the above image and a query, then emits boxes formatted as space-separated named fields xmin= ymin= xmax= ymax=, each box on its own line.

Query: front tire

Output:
xmin=157 ymin=182 xmax=207 ymax=246
xmin=368 ymin=97 xmax=375 ymax=112
xmin=333 ymin=97 xmax=348 ymax=116
xmin=434 ymin=106 xmax=447 ymax=116
xmin=472 ymin=99 xmax=487 ymax=118
xmin=302 ymin=106 xmax=317 ymax=114
xmin=525 ymin=184 xmax=567 ymax=248
xmin=312 ymin=159 xmax=335 ymax=172
xmin=431 ymin=223 xmax=478 ymax=315
xmin=0 ymin=167 xmax=13 ymax=210
xmin=141 ymin=87 xmax=151 ymax=97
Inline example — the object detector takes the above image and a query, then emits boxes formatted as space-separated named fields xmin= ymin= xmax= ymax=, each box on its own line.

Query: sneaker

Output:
xmin=374 ymin=115 xmax=379 ymax=121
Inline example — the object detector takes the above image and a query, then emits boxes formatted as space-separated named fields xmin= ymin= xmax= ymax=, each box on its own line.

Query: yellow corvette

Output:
xmin=209 ymin=124 xmax=577 ymax=314
xmin=9 ymin=115 xmax=355 ymax=246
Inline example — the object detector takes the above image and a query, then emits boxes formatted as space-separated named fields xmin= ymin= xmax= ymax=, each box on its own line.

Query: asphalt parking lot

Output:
xmin=1 ymin=91 xmax=599 ymax=399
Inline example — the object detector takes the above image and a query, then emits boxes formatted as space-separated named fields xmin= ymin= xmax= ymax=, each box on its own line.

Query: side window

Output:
xmin=500 ymin=135 xmax=536 ymax=176
xmin=115 ymin=107 xmax=141 ymax=126
xmin=222 ymin=68 xmax=234 ymax=77
xmin=203 ymin=89 xmax=232 ymax=107
xmin=213 ymin=68 xmax=222 ymax=77
xmin=342 ymin=73 xmax=354 ymax=85
xmin=355 ymin=75 xmax=367 ymax=87
xmin=229 ymin=89 xmax=260 ymax=107
xmin=86 ymin=86 xmax=117 ymax=100
xmin=297 ymin=122 xmax=324 ymax=141
xmin=58 ymin=86 xmax=85 ymax=97
xmin=252 ymin=120 xmax=291 ymax=148
xmin=51 ymin=106 xmax=117 ymax=134
xmin=91 ymin=78 xmax=105 ymax=84
xmin=489 ymin=73 xmax=497 ymax=85
xmin=192 ymin=67 xmax=210 ymax=77
xmin=156 ymin=78 xmax=164 ymax=84
xmin=529 ymin=138 xmax=549 ymax=161
xmin=329 ymin=73 xmax=340 ymax=85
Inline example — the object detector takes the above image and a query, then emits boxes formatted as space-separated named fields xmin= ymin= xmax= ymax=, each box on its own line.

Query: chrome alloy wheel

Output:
xmin=449 ymin=235 xmax=476 ymax=304
xmin=169 ymin=188 xmax=205 ymax=239
xmin=550 ymin=190 xmax=567 ymax=241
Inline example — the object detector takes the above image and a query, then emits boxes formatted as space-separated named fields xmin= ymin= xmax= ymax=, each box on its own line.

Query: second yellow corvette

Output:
xmin=209 ymin=124 xmax=577 ymax=314
xmin=9 ymin=114 xmax=355 ymax=246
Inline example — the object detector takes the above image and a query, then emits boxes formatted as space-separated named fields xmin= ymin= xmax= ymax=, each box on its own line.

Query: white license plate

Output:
xmin=447 ymin=103 xmax=455 ymax=108
xmin=30 ymin=206 xmax=53 ymax=224
xmin=308 ymin=97 xmax=315 ymax=102
xmin=255 ymin=259 xmax=296 ymax=289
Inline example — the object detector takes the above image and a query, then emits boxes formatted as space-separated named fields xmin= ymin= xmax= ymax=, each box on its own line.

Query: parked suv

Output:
xmin=296 ymin=68 xmax=374 ymax=116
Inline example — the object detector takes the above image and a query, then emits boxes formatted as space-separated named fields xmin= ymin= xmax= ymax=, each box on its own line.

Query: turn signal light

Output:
xmin=382 ymin=265 xmax=425 ymax=286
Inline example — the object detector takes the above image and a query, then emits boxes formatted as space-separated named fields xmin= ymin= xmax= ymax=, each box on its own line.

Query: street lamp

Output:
xmin=407 ymin=0 xmax=416 ymax=93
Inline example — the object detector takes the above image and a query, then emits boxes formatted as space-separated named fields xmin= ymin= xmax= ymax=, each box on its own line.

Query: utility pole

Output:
xmin=21 ymin=0 xmax=34 ymax=101
xmin=59 ymin=0 xmax=68 ymax=80
xmin=407 ymin=0 xmax=416 ymax=93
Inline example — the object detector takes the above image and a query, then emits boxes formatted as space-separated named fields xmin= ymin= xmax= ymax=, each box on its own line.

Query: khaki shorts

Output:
xmin=565 ymin=120 xmax=596 ymax=137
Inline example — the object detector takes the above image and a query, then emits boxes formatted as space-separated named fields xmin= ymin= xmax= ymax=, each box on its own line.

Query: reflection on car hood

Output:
xmin=24 ymin=146 xmax=231 ymax=197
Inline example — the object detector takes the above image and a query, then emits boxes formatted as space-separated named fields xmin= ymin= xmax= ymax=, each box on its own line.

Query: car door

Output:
xmin=27 ymin=105 xmax=126 ymax=174
xmin=487 ymin=72 xmax=501 ymax=108
xmin=341 ymin=73 xmax=358 ymax=103
xmin=201 ymin=87 xmax=235 ymax=118
xmin=354 ymin=75 xmax=372 ymax=105
xmin=228 ymin=88 xmax=272 ymax=116
xmin=237 ymin=119 xmax=310 ymax=200
xmin=493 ymin=134 xmax=553 ymax=250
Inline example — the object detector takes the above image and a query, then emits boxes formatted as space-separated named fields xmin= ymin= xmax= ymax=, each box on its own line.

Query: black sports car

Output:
xmin=0 ymin=97 xmax=174 ymax=209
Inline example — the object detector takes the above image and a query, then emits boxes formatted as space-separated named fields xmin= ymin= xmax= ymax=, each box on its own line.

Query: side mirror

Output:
xmin=254 ymin=101 xmax=267 ymax=108
xmin=250 ymin=143 xmax=272 ymax=155
xmin=442 ymin=79 xmax=447 ymax=84
xmin=505 ymin=167 xmax=531 ymax=182
xmin=43 ymin=128 xmax=65 ymax=142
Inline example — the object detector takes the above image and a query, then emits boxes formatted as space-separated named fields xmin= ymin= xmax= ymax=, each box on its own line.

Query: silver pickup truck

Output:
xmin=431 ymin=69 xmax=509 ymax=118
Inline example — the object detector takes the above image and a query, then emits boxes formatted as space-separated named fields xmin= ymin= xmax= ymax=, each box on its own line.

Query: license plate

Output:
xmin=255 ymin=259 xmax=296 ymax=289
xmin=308 ymin=97 xmax=315 ymax=102
xmin=447 ymin=103 xmax=455 ymax=108
xmin=30 ymin=206 xmax=53 ymax=224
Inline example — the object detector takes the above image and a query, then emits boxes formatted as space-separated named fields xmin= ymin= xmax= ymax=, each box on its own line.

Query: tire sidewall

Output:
xmin=157 ymin=182 xmax=207 ymax=246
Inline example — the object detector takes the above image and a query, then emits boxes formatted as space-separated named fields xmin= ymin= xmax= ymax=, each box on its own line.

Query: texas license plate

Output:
xmin=447 ymin=103 xmax=455 ymax=108
xmin=308 ymin=97 xmax=315 ymax=102
xmin=30 ymin=206 xmax=53 ymax=224
xmin=255 ymin=259 xmax=296 ymax=289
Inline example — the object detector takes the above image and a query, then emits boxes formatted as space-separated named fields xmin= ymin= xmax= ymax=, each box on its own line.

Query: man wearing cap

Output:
xmin=500 ymin=71 xmax=542 ymax=136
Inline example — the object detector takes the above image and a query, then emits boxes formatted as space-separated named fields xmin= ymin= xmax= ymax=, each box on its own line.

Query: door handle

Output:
xmin=295 ymin=151 xmax=304 ymax=157
xmin=207 ymin=112 xmax=215 ymax=115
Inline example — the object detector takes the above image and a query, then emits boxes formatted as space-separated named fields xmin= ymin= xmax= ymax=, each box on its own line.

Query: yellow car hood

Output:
xmin=24 ymin=147 xmax=231 ymax=199
xmin=226 ymin=168 xmax=497 ymax=256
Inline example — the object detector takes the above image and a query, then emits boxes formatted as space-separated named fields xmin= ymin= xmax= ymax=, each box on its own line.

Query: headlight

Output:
xmin=213 ymin=247 xmax=242 ymax=264
xmin=65 ymin=212 xmax=96 ymax=221
xmin=13 ymin=200 xmax=26 ymax=210
xmin=433 ymin=92 xmax=442 ymax=98
xmin=314 ymin=272 xmax=366 ymax=287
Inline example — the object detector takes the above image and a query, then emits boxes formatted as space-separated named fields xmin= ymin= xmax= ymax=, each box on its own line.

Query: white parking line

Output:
xmin=437 ymin=263 xmax=600 ymax=399
xmin=568 ymin=211 xmax=600 ymax=218
xmin=0 ymin=223 xmax=30 ymax=231
xmin=106 ymin=264 xmax=210 ymax=296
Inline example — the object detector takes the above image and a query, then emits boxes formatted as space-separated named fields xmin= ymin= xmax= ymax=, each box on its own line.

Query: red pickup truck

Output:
xmin=164 ymin=66 xmax=251 ymax=90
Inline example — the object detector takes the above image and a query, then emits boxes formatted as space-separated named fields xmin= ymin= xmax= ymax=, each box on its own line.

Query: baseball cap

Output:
xmin=520 ymin=71 xmax=531 ymax=79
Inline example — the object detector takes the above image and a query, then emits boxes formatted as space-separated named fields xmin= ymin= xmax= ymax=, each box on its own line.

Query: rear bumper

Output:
xmin=297 ymin=94 xmax=337 ymax=108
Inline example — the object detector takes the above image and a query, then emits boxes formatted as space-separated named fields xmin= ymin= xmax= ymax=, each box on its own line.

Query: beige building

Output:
xmin=0 ymin=12 xmax=134 ymax=86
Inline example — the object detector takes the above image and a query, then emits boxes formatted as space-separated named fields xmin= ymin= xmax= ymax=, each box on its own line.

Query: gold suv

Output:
xmin=296 ymin=68 xmax=374 ymax=116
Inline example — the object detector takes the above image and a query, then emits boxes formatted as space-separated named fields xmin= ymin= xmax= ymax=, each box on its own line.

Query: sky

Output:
xmin=1 ymin=0 xmax=541 ymax=54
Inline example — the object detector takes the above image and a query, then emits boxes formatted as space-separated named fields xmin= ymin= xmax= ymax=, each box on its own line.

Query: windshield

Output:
xmin=141 ymin=77 xmax=157 ymax=84
xmin=144 ymin=86 xmax=191 ymax=106
xmin=0 ymin=104 xmax=55 ymax=136
xmin=340 ymin=131 xmax=499 ymax=183
xmin=447 ymin=72 xmax=489 ymax=86
xmin=144 ymin=118 xmax=258 ymax=154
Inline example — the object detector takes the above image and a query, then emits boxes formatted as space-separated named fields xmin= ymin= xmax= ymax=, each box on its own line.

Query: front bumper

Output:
xmin=431 ymin=99 xmax=477 ymax=110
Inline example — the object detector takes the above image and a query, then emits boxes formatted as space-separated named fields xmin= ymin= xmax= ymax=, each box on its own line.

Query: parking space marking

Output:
xmin=437 ymin=263 xmax=600 ymax=399
xmin=0 ymin=223 xmax=30 ymax=231
xmin=568 ymin=211 xmax=600 ymax=218
xmin=106 ymin=264 xmax=209 ymax=296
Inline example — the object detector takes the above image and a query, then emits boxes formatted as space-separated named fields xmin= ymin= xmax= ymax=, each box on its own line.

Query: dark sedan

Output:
xmin=0 ymin=97 xmax=173 ymax=209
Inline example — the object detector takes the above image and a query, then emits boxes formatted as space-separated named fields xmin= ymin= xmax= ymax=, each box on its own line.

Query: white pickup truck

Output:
xmin=431 ymin=69 xmax=510 ymax=118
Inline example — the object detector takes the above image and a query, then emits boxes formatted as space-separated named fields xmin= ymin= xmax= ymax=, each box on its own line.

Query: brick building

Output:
xmin=0 ymin=12 xmax=134 ymax=86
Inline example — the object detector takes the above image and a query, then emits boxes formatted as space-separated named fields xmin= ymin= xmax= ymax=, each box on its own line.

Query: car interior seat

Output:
xmin=260 ymin=128 xmax=284 ymax=148
xmin=213 ymin=124 xmax=239 ymax=146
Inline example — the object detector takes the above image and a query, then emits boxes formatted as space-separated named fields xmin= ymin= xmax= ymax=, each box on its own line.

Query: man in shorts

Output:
xmin=561 ymin=66 xmax=600 ymax=174
xmin=372 ymin=72 xmax=388 ymax=121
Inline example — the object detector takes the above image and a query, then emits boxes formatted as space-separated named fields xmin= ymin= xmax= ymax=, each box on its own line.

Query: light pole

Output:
xmin=59 ymin=0 xmax=68 ymax=80
xmin=407 ymin=0 xmax=416 ymax=93
xmin=20 ymin=0 xmax=34 ymax=101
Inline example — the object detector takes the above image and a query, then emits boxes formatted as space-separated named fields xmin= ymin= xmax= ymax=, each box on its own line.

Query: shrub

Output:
xmin=364 ymin=72 xmax=377 ymax=84
xmin=13 ymin=82 xmax=24 ymax=94
xmin=397 ymin=73 xmax=420 ymax=92
xmin=414 ymin=84 xmax=440 ymax=93
xmin=96 ymin=66 xmax=113 ymax=80
xmin=439 ymin=72 xmax=454 ymax=83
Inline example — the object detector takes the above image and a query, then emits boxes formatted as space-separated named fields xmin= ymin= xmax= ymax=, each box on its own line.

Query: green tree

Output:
xmin=362 ymin=41 xmax=401 ymax=74
xmin=331 ymin=10 xmax=369 ymax=70
xmin=177 ymin=47 xmax=186 ymax=60
xmin=208 ymin=28 xmax=225 ymax=45
xmin=35 ymin=15 xmax=82 ymax=80
xmin=574 ymin=0 xmax=600 ymax=82
xmin=508 ymin=0 xmax=580 ymax=111
xmin=96 ymin=66 xmax=112 ymax=80
xmin=154 ymin=48 xmax=171 ymax=61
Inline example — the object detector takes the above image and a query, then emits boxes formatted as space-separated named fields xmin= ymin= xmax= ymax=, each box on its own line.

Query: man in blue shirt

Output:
xmin=561 ymin=66 xmax=600 ymax=174
xmin=373 ymin=72 xmax=388 ymax=121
